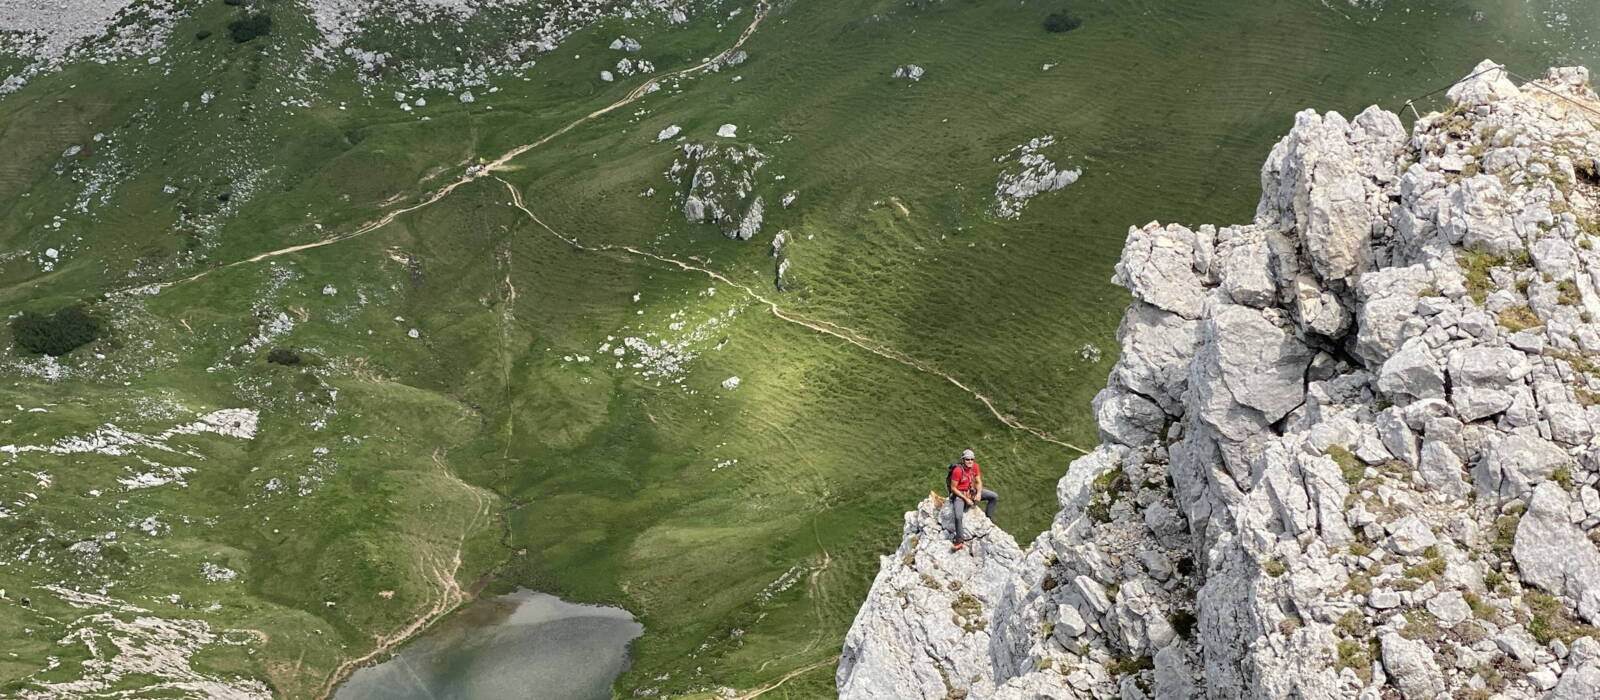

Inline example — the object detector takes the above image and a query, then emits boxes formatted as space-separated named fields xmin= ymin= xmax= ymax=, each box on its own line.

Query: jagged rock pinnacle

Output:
xmin=840 ymin=61 xmax=1600 ymax=699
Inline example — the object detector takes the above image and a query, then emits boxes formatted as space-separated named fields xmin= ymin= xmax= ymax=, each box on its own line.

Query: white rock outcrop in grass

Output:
xmin=841 ymin=62 xmax=1600 ymax=699
xmin=891 ymin=64 xmax=925 ymax=81
xmin=667 ymin=142 xmax=770 ymax=240
xmin=993 ymin=136 xmax=1081 ymax=219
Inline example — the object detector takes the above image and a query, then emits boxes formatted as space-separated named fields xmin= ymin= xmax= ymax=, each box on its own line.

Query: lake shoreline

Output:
xmin=334 ymin=589 xmax=644 ymax=700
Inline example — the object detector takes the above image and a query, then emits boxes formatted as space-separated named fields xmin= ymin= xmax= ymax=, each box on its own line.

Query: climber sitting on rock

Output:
xmin=947 ymin=449 xmax=998 ymax=550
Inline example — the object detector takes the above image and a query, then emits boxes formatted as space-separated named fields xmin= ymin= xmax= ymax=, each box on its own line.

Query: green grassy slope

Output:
xmin=1 ymin=0 xmax=1597 ymax=697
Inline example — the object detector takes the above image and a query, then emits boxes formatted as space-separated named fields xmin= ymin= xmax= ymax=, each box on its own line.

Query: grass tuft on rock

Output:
xmin=1401 ymin=608 xmax=1441 ymax=640
xmin=1326 ymin=445 xmax=1365 ymax=485
xmin=1335 ymin=639 xmax=1375 ymax=683
xmin=1526 ymin=590 xmax=1600 ymax=645
xmin=1348 ymin=572 xmax=1373 ymax=596
xmin=1459 ymin=250 xmax=1531 ymax=304
xmin=1497 ymin=305 xmax=1542 ymax=332
xmin=1554 ymin=467 xmax=1575 ymax=491
xmin=1403 ymin=547 xmax=1447 ymax=583
xmin=1558 ymin=280 xmax=1582 ymax=305
xmin=1105 ymin=655 xmax=1153 ymax=676
xmin=1463 ymin=591 xmax=1500 ymax=621
xmin=951 ymin=593 xmax=985 ymax=633
xmin=1491 ymin=514 xmax=1521 ymax=558
xmin=1335 ymin=610 xmax=1371 ymax=638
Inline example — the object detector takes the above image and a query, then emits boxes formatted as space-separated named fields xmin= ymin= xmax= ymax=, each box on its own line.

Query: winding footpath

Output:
xmin=132 ymin=3 xmax=770 ymax=295
xmin=128 ymin=0 xmax=1089 ymax=457
xmin=494 ymin=177 xmax=1091 ymax=456
xmin=733 ymin=656 xmax=839 ymax=699
xmin=313 ymin=449 xmax=498 ymax=700
xmin=117 ymin=4 xmax=1088 ymax=696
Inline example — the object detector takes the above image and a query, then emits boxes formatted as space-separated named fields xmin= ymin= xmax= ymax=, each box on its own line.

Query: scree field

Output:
xmin=0 ymin=0 xmax=1596 ymax=697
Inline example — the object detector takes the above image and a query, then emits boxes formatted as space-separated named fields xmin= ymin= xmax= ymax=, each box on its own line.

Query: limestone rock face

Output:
xmin=842 ymin=63 xmax=1600 ymax=699
xmin=837 ymin=498 xmax=1036 ymax=700
xmin=1380 ymin=633 xmax=1446 ymax=699
xmin=1514 ymin=483 xmax=1600 ymax=622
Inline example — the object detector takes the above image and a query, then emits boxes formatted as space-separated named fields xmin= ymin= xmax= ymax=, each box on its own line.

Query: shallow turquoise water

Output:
xmin=334 ymin=590 xmax=643 ymax=700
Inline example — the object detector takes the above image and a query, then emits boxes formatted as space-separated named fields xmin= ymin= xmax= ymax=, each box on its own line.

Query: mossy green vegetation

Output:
xmin=1326 ymin=445 xmax=1365 ymax=485
xmin=1459 ymin=249 xmax=1533 ymax=305
xmin=1085 ymin=463 xmax=1128 ymax=522
xmin=266 ymin=347 xmax=301 ymax=365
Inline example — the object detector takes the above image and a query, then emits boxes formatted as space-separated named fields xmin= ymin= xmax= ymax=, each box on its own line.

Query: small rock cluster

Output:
xmin=892 ymin=64 xmax=925 ymax=82
xmin=840 ymin=61 xmax=1600 ymax=699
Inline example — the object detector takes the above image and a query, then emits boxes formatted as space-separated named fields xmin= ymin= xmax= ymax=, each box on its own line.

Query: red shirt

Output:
xmin=950 ymin=461 xmax=980 ymax=493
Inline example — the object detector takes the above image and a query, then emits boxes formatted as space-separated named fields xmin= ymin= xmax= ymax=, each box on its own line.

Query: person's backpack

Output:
xmin=945 ymin=462 xmax=964 ymax=493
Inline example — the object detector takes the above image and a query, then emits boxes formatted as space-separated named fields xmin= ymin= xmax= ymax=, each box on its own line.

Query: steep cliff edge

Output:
xmin=839 ymin=61 xmax=1600 ymax=699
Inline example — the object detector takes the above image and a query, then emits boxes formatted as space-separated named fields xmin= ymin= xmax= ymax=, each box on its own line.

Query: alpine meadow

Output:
xmin=1 ymin=0 xmax=1597 ymax=698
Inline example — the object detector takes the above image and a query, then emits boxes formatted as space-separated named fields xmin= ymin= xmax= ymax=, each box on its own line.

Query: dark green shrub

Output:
xmin=266 ymin=347 xmax=301 ymax=365
xmin=1044 ymin=11 xmax=1082 ymax=33
xmin=10 ymin=305 xmax=103 ymax=356
xmin=223 ymin=0 xmax=243 ymax=5
xmin=196 ymin=29 xmax=213 ymax=40
xmin=228 ymin=13 xmax=271 ymax=42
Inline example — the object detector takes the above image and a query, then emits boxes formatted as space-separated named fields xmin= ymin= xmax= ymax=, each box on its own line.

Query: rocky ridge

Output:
xmin=839 ymin=61 xmax=1600 ymax=699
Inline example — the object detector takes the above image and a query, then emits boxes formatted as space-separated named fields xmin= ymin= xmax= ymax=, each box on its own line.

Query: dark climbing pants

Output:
xmin=950 ymin=489 xmax=998 ymax=542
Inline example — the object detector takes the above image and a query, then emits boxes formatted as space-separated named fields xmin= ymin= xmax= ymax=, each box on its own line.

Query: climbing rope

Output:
xmin=1399 ymin=64 xmax=1600 ymax=122
xmin=1503 ymin=68 xmax=1600 ymax=122
xmin=1400 ymin=64 xmax=1511 ymax=119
